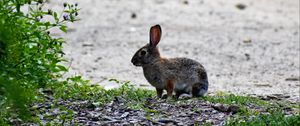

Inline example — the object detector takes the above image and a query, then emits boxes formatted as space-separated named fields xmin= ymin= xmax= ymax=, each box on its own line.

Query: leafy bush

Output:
xmin=0 ymin=0 xmax=79 ymax=123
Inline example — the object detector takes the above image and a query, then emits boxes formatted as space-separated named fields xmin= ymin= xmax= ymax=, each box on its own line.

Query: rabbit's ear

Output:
xmin=149 ymin=24 xmax=162 ymax=47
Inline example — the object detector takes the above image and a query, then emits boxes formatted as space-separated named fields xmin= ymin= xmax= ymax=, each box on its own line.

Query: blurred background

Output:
xmin=48 ymin=0 xmax=299 ymax=100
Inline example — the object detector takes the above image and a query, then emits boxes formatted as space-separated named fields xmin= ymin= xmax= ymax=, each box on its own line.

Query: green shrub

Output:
xmin=0 ymin=0 xmax=79 ymax=122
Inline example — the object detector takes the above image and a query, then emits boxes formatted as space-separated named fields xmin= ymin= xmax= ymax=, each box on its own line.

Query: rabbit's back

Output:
xmin=165 ymin=58 xmax=206 ymax=79
xmin=143 ymin=58 xmax=207 ymax=91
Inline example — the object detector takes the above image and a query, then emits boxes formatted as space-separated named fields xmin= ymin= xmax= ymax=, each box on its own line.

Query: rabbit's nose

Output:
xmin=131 ymin=58 xmax=140 ymax=66
xmin=131 ymin=58 xmax=136 ymax=64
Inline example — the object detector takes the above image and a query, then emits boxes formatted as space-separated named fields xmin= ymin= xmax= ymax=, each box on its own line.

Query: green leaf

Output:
xmin=57 ymin=65 xmax=68 ymax=71
xmin=44 ymin=21 xmax=51 ymax=27
xmin=59 ymin=26 xmax=67 ymax=33
xmin=53 ymin=12 xmax=58 ymax=22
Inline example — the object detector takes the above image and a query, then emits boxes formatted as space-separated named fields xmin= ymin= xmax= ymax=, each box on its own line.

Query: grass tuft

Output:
xmin=38 ymin=79 xmax=300 ymax=125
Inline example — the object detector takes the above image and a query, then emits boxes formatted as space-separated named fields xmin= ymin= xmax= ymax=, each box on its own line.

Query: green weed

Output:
xmin=225 ymin=108 xmax=300 ymax=126
xmin=202 ymin=92 xmax=268 ymax=106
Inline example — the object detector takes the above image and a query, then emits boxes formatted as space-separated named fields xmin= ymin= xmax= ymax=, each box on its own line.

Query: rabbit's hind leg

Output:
xmin=174 ymin=85 xmax=191 ymax=99
xmin=166 ymin=80 xmax=174 ymax=98
xmin=192 ymin=79 xmax=209 ymax=97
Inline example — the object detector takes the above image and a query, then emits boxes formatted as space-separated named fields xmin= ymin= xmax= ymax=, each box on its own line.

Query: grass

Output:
xmin=48 ymin=77 xmax=156 ymax=109
xmin=203 ymin=91 xmax=268 ymax=106
xmin=31 ymin=78 xmax=299 ymax=125
xmin=203 ymin=92 xmax=299 ymax=125
xmin=225 ymin=108 xmax=300 ymax=126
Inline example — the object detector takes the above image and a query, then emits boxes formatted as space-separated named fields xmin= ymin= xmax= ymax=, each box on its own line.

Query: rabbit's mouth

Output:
xmin=132 ymin=61 xmax=142 ymax=66
xmin=131 ymin=57 xmax=143 ymax=66
xmin=131 ymin=59 xmax=140 ymax=66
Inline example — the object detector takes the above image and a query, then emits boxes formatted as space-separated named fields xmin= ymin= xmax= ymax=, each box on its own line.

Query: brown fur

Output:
xmin=166 ymin=80 xmax=174 ymax=97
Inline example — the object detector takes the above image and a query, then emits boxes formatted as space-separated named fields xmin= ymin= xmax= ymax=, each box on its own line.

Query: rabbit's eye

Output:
xmin=140 ymin=50 xmax=146 ymax=56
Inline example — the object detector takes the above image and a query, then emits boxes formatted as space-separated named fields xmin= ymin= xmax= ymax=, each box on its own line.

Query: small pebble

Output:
xmin=285 ymin=77 xmax=300 ymax=81
xmin=183 ymin=0 xmax=189 ymax=5
xmin=243 ymin=38 xmax=252 ymax=43
xmin=228 ymin=105 xmax=240 ymax=114
xmin=245 ymin=53 xmax=250 ymax=60
xmin=236 ymin=3 xmax=246 ymax=10
xmin=131 ymin=13 xmax=137 ymax=19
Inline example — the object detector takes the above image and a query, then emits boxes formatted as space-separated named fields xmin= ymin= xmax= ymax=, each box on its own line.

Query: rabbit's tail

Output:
xmin=192 ymin=79 xmax=209 ymax=97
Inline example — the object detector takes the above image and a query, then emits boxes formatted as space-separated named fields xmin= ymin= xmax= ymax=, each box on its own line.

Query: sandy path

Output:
xmin=49 ymin=0 xmax=299 ymax=100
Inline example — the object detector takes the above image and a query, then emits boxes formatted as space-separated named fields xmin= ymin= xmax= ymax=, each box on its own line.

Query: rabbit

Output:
xmin=131 ymin=24 xmax=209 ymax=99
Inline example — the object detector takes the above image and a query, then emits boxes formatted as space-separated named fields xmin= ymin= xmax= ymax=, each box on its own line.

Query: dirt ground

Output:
xmin=48 ymin=0 xmax=299 ymax=101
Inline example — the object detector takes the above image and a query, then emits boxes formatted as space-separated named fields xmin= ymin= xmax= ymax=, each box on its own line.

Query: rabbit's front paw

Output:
xmin=178 ymin=94 xmax=192 ymax=99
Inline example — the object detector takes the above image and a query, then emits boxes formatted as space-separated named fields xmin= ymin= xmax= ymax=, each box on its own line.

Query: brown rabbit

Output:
xmin=131 ymin=24 xmax=209 ymax=99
